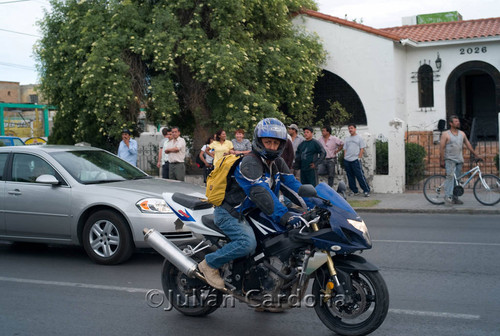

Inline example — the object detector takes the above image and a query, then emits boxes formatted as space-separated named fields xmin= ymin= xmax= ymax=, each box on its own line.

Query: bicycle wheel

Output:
xmin=423 ymin=175 xmax=446 ymax=205
xmin=473 ymin=174 xmax=500 ymax=206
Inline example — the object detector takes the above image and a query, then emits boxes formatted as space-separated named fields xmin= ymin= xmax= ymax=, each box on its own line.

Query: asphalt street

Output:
xmin=0 ymin=213 xmax=499 ymax=336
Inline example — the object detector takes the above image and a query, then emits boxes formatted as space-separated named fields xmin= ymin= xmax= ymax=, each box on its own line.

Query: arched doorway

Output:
xmin=445 ymin=61 xmax=500 ymax=141
xmin=313 ymin=70 xmax=367 ymax=126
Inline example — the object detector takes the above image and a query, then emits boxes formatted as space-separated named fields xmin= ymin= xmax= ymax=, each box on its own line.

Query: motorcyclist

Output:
xmin=199 ymin=118 xmax=313 ymax=290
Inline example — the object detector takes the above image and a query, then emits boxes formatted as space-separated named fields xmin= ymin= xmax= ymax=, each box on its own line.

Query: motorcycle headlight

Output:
xmin=136 ymin=198 xmax=173 ymax=214
xmin=347 ymin=219 xmax=371 ymax=244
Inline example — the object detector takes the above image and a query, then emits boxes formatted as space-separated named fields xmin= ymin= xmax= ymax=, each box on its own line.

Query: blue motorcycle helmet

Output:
xmin=252 ymin=118 xmax=288 ymax=161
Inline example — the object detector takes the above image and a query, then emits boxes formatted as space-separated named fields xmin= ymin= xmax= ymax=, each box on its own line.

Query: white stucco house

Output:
xmin=293 ymin=10 xmax=500 ymax=193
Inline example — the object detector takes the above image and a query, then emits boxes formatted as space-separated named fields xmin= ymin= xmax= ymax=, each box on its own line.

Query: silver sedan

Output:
xmin=0 ymin=145 xmax=204 ymax=264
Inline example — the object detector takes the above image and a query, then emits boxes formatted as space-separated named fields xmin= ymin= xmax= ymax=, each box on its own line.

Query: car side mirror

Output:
xmin=36 ymin=174 xmax=60 ymax=185
xmin=298 ymin=184 xmax=317 ymax=198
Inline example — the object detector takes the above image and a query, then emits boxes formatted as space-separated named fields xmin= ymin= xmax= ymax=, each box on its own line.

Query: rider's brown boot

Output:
xmin=198 ymin=259 xmax=225 ymax=290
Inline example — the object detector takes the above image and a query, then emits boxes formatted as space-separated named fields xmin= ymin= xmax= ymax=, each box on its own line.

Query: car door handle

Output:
xmin=8 ymin=189 xmax=22 ymax=196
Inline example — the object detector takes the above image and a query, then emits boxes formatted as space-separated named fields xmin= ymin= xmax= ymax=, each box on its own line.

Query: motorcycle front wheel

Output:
xmin=161 ymin=245 xmax=223 ymax=317
xmin=313 ymin=268 xmax=389 ymax=336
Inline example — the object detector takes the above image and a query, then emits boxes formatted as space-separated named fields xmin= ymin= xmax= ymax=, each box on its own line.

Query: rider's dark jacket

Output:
xmin=222 ymin=151 xmax=313 ymax=226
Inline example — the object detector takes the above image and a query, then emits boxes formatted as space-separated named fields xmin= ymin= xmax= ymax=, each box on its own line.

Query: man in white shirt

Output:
xmin=157 ymin=127 xmax=172 ymax=178
xmin=164 ymin=126 xmax=186 ymax=181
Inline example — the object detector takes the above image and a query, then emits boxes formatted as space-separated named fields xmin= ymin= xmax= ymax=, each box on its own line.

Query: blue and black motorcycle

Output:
xmin=144 ymin=183 xmax=389 ymax=336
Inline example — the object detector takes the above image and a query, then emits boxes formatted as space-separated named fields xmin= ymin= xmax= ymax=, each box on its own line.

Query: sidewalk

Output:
xmin=185 ymin=175 xmax=500 ymax=214
xmin=352 ymin=191 xmax=500 ymax=214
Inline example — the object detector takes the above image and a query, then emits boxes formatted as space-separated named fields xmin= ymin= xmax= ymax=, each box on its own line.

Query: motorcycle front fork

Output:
xmin=309 ymin=222 xmax=346 ymax=306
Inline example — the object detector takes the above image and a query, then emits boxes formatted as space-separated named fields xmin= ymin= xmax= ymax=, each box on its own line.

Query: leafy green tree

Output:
xmin=319 ymin=100 xmax=351 ymax=137
xmin=36 ymin=0 xmax=325 ymax=152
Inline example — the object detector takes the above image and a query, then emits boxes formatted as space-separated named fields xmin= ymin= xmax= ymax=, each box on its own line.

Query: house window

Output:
xmin=418 ymin=64 xmax=434 ymax=108
xmin=29 ymin=94 xmax=38 ymax=104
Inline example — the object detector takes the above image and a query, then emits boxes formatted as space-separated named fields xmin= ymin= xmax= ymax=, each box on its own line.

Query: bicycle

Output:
xmin=423 ymin=159 xmax=500 ymax=206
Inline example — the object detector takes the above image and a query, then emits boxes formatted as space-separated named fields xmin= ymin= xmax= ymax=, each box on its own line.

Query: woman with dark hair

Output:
xmin=230 ymin=128 xmax=252 ymax=156
xmin=200 ymin=136 xmax=215 ymax=183
xmin=206 ymin=129 xmax=233 ymax=165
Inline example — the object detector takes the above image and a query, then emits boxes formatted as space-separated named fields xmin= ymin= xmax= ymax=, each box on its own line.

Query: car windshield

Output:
xmin=51 ymin=150 xmax=150 ymax=184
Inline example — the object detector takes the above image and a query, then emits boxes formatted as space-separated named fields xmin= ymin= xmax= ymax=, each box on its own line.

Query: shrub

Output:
xmin=405 ymin=142 xmax=426 ymax=185
xmin=340 ymin=140 xmax=426 ymax=185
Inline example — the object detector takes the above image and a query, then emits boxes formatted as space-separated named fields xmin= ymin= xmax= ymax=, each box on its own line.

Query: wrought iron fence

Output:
xmin=405 ymin=131 xmax=499 ymax=190
xmin=137 ymin=144 xmax=159 ymax=176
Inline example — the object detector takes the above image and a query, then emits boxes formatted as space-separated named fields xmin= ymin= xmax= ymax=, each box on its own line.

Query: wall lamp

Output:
xmin=435 ymin=52 xmax=442 ymax=72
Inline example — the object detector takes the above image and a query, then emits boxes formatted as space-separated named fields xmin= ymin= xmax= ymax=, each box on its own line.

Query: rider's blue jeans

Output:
xmin=205 ymin=206 xmax=257 ymax=269
xmin=444 ymin=160 xmax=463 ymax=198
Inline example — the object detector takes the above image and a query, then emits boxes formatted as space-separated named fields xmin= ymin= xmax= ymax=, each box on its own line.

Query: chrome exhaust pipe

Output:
xmin=143 ymin=228 xmax=198 ymax=278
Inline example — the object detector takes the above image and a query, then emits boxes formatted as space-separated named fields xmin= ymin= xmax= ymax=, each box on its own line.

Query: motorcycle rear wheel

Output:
xmin=313 ymin=268 xmax=389 ymax=336
xmin=161 ymin=245 xmax=223 ymax=317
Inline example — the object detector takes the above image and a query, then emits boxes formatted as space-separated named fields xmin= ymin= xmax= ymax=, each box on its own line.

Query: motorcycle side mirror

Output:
xmin=299 ymin=184 xmax=332 ymax=206
xmin=298 ymin=184 xmax=317 ymax=198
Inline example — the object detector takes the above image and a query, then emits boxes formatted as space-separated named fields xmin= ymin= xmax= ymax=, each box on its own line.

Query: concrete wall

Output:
xmin=404 ymin=40 xmax=500 ymax=132
xmin=294 ymin=15 xmax=407 ymax=192
xmin=0 ymin=81 xmax=20 ymax=103
xmin=294 ymin=15 xmax=405 ymax=139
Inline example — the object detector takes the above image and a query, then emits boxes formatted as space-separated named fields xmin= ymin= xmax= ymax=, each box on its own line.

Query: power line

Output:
xmin=0 ymin=28 xmax=41 ymax=37
xmin=0 ymin=0 xmax=31 ymax=4
xmin=0 ymin=61 xmax=36 ymax=71
xmin=0 ymin=0 xmax=50 ymax=5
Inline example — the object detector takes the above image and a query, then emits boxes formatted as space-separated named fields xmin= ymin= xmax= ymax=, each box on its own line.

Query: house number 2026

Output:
xmin=460 ymin=47 xmax=487 ymax=54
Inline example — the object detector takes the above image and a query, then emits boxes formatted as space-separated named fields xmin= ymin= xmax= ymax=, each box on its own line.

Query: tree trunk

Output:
xmin=177 ymin=63 xmax=211 ymax=163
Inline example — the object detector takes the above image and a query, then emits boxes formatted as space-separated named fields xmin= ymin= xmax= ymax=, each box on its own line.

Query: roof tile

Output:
xmin=380 ymin=17 xmax=500 ymax=42
xmin=299 ymin=9 xmax=500 ymax=43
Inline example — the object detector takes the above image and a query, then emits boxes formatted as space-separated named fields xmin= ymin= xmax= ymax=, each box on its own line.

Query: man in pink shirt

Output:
xmin=319 ymin=125 xmax=344 ymax=187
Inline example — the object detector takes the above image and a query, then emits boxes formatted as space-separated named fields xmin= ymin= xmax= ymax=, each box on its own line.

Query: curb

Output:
xmin=354 ymin=207 xmax=500 ymax=214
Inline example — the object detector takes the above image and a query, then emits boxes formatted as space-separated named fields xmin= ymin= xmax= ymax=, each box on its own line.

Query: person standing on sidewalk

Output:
xmin=294 ymin=127 xmax=326 ymax=186
xmin=164 ymin=126 xmax=186 ymax=181
xmin=439 ymin=115 xmax=481 ymax=205
xmin=319 ymin=125 xmax=344 ymax=188
xmin=157 ymin=127 xmax=172 ymax=178
xmin=281 ymin=137 xmax=295 ymax=170
xmin=118 ymin=128 xmax=138 ymax=166
xmin=230 ymin=129 xmax=252 ymax=156
xmin=343 ymin=124 xmax=370 ymax=197
xmin=287 ymin=124 xmax=304 ymax=177
xmin=207 ymin=129 xmax=233 ymax=165
xmin=200 ymin=136 xmax=215 ymax=183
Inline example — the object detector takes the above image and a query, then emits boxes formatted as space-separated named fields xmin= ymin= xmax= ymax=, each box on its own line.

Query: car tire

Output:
xmin=82 ymin=210 xmax=134 ymax=265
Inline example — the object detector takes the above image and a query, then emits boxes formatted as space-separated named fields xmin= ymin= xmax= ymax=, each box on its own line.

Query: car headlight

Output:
xmin=136 ymin=198 xmax=173 ymax=214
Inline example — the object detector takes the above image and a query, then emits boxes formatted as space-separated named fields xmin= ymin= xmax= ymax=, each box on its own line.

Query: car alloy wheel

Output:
xmin=88 ymin=219 xmax=120 ymax=258
xmin=82 ymin=210 xmax=134 ymax=265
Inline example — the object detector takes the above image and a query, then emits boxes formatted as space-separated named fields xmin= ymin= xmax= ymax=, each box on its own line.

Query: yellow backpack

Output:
xmin=205 ymin=154 xmax=243 ymax=206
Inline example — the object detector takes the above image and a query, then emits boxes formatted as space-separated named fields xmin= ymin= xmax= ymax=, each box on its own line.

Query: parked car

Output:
xmin=0 ymin=136 xmax=25 ymax=146
xmin=0 ymin=145 xmax=204 ymax=264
